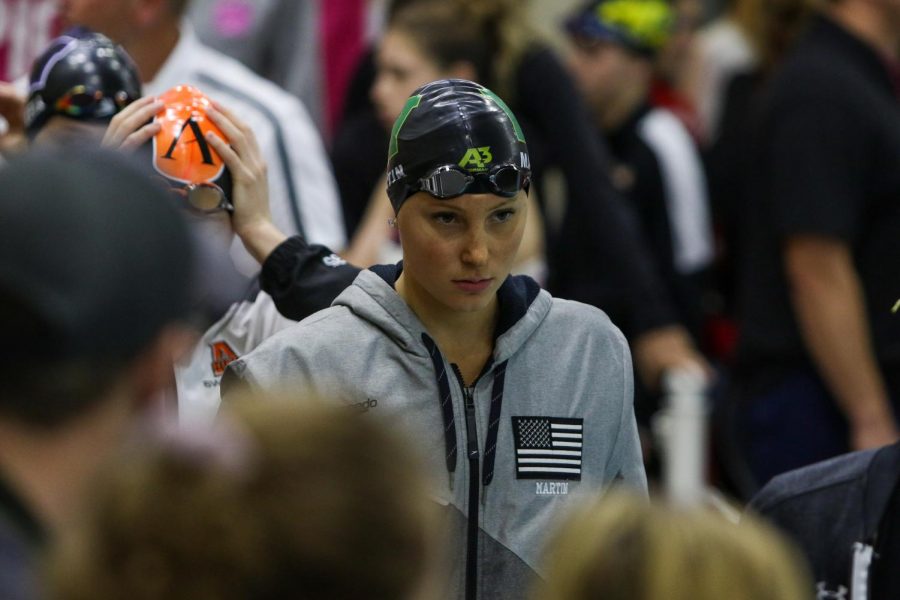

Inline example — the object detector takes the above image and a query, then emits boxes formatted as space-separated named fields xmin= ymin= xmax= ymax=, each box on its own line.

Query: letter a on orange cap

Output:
xmin=153 ymin=85 xmax=228 ymax=185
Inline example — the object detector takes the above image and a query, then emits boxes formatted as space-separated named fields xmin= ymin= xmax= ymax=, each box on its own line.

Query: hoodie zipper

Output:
xmin=452 ymin=364 xmax=480 ymax=600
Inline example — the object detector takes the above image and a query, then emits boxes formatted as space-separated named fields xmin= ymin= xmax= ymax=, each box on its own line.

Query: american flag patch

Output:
xmin=512 ymin=417 xmax=583 ymax=480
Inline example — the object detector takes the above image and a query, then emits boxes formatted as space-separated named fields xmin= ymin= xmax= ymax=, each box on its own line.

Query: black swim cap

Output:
xmin=386 ymin=79 xmax=531 ymax=212
xmin=25 ymin=29 xmax=142 ymax=138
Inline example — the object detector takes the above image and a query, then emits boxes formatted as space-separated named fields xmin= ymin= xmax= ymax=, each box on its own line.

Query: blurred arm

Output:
xmin=785 ymin=235 xmax=898 ymax=449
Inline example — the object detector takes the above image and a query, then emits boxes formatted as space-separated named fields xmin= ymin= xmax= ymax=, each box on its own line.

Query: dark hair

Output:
xmin=388 ymin=0 xmax=538 ymax=102
xmin=50 ymin=399 xmax=435 ymax=600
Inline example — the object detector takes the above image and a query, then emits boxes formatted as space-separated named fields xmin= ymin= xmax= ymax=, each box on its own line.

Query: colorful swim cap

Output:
xmin=386 ymin=79 xmax=531 ymax=212
xmin=151 ymin=85 xmax=234 ymax=213
xmin=565 ymin=0 xmax=673 ymax=57
xmin=25 ymin=30 xmax=142 ymax=137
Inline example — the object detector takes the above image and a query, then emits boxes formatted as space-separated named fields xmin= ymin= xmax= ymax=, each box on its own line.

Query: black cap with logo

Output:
xmin=386 ymin=79 xmax=531 ymax=212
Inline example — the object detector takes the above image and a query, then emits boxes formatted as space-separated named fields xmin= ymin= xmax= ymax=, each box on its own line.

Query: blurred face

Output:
xmin=396 ymin=191 xmax=527 ymax=318
xmin=656 ymin=0 xmax=701 ymax=82
xmin=568 ymin=39 xmax=634 ymax=112
xmin=371 ymin=28 xmax=447 ymax=131
xmin=58 ymin=0 xmax=140 ymax=44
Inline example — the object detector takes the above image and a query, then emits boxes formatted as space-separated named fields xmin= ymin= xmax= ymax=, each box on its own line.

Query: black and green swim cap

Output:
xmin=386 ymin=79 xmax=531 ymax=212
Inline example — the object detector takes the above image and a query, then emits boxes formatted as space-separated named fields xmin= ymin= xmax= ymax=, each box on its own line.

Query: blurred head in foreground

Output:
xmin=0 ymin=150 xmax=192 ymax=430
xmin=535 ymin=492 xmax=811 ymax=600
xmin=49 ymin=398 xmax=437 ymax=600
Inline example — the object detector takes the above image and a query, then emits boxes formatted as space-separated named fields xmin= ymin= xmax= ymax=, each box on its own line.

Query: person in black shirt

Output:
xmin=734 ymin=0 xmax=900 ymax=489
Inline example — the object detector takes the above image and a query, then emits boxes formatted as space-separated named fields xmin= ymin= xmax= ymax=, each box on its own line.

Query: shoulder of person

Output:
xmin=749 ymin=447 xmax=880 ymax=515
xmin=545 ymin=297 xmax=628 ymax=347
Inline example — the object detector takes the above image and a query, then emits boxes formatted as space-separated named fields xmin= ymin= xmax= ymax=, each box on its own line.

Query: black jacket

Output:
xmin=749 ymin=442 xmax=900 ymax=599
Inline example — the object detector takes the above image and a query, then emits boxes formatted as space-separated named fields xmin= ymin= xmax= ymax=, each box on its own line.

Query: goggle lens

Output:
xmin=156 ymin=177 xmax=233 ymax=214
xmin=491 ymin=165 xmax=525 ymax=195
xmin=186 ymin=182 xmax=233 ymax=214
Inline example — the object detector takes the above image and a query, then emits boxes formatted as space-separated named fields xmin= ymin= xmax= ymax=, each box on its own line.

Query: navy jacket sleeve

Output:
xmin=259 ymin=235 xmax=361 ymax=321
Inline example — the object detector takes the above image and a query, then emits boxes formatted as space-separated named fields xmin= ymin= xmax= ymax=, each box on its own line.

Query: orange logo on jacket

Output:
xmin=152 ymin=85 xmax=227 ymax=185
xmin=210 ymin=341 xmax=238 ymax=377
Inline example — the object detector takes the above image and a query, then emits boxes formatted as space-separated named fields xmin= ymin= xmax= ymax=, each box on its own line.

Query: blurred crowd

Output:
xmin=2 ymin=0 xmax=900 ymax=598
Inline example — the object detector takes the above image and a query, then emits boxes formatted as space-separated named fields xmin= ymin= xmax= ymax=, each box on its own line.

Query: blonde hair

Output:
xmin=536 ymin=492 xmax=811 ymax=600
xmin=49 ymin=397 xmax=434 ymax=600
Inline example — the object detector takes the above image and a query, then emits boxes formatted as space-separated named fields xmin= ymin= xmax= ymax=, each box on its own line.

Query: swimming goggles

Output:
xmin=415 ymin=164 xmax=531 ymax=199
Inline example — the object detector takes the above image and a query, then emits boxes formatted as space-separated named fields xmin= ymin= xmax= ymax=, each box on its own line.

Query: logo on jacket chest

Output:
xmin=210 ymin=340 xmax=238 ymax=377
xmin=512 ymin=416 xmax=583 ymax=482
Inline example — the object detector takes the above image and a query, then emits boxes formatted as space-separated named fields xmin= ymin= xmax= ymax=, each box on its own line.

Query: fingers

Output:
xmin=205 ymin=131 xmax=254 ymax=181
xmin=209 ymin=99 xmax=261 ymax=156
xmin=0 ymin=82 xmax=26 ymax=131
xmin=118 ymin=121 xmax=162 ymax=152
xmin=102 ymin=96 xmax=163 ymax=149
xmin=205 ymin=104 xmax=253 ymax=161
xmin=205 ymin=103 xmax=266 ymax=182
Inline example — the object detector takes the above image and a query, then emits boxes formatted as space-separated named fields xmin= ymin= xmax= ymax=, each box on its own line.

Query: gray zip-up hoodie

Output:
xmin=223 ymin=265 xmax=647 ymax=599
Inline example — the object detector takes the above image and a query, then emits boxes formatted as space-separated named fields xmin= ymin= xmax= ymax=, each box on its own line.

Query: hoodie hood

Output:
xmin=333 ymin=263 xmax=550 ymax=363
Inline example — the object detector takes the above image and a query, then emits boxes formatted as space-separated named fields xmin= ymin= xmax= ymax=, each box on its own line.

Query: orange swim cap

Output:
xmin=153 ymin=85 xmax=228 ymax=187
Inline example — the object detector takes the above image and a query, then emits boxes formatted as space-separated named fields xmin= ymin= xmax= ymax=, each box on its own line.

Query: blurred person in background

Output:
xmin=733 ymin=0 xmax=900 ymax=489
xmin=647 ymin=0 xmax=705 ymax=142
xmin=688 ymin=0 xmax=812 ymax=381
xmin=333 ymin=0 xmax=709 ymax=400
xmin=225 ymin=79 xmax=647 ymax=600
xmin=564 ymin=0 xmax=714 ymax=475
xmin=750 ymin=440 xmax=900 ymax=599
xmin=49 ymin=398 xmax=437 ymax=600
xmin=564 ymin=0 xmax=714 ymax=363
xmin=685 ymin=0 xmax=811 ymax=146
xmin=536 ymin=491 xmax=811 ymax=600
xmin=57 ymin=0 xmax=346 ymax=281
xmin=188 ymin=0 xmax=378 ymax=142
xmin=0 ymin=151 xmax=195 ymax=600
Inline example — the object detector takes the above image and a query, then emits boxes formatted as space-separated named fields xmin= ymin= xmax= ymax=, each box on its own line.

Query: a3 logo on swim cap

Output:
xmin=459 ymin=147 xmax=493 ymax=172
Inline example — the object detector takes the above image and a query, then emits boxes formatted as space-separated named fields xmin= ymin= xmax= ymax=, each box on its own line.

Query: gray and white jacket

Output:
xmin=223 ymin=264 xmax=647 ymax=600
